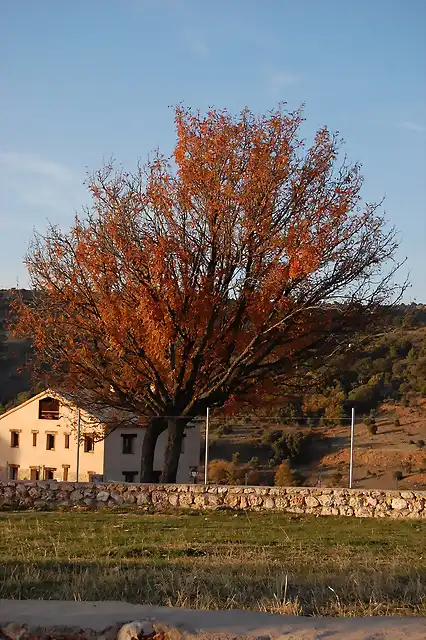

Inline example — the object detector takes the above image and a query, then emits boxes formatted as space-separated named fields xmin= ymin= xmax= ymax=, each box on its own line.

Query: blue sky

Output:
xmin=1 ymin=0 xmax=425 ymax=300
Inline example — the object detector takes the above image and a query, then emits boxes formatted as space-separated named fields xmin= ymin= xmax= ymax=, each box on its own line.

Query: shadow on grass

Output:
xmin=0 ymin=559 xmax=424 ymax=616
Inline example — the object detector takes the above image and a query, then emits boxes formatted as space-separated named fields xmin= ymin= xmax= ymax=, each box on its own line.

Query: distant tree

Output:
xmin=12 ymin=104 xmax=403 ymax=482
xmin=393 ymin=470 xmax=403 ymax=489
xmin=274 ymin=460 xmax=305 ymax=487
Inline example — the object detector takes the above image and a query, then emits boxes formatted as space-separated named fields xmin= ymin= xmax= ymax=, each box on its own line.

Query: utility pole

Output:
xmin=349 ymin=407 xmax=355 ymax=489
xmin=76 ymin=408 xmax=81 ymax=482
xmin=204 ymin=407 xmax=210 ymax=485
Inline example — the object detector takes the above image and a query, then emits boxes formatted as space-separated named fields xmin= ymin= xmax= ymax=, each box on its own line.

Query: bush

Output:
xmin=249 ymin=456 xmax=259 ymax=468
xmin=208 ymin=459 xmax=260 ymax=486
xmin=231 ymin=452 xmax=240 ymax=464
xmin=416 ymin=440 xmax=425 ymax=449
xmin=274 ymin=461 xmax=293 ymax=486
xmin=367 ymin=422 xmax=378 ymax=435
xmin=208 ymin=459 xmax=234 ymax=484
xmin=243 ymin=468 xmax=260 ymax=485
xmin=215 ymin=423 xmax=233 ymax=437
xmin=393 ymin=470 xmax=403 ymax=480
xmin=266 ymin=430 xmax=316 ymax=464
xmin=274 ymin=460 xmax=304 ymax=487
xmin=331 ymin=471 xmax=343 ymax=485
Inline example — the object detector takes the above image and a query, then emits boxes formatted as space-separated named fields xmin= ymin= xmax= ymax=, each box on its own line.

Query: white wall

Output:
xmin=0 ymin=392 xmax=105 ymax=481
xmin=103 ymin=422 xmax=201 ymax=483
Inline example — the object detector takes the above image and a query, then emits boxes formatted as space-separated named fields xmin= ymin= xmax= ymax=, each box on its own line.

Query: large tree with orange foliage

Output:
xmin=13 ymin=105 xmax=402 ymax=482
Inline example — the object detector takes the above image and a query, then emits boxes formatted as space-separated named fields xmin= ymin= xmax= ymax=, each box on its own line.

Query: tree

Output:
xmin=12 ymin=105 xmax=402 ymax=482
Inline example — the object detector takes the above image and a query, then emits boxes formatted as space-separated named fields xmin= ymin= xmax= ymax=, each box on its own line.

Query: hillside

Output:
xmin=206 ymin=399 xmax=426 ymax=490
xmin=1 ymin=289 xmax=426 ymax=489
xmin=0 ymin=290 xmax=34 ymax=407
xmin=205 ymin=306 xmax=426 ymax=490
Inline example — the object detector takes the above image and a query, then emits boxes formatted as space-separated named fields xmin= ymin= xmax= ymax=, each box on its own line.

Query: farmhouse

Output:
xmin=0 ymin=390 xmax=200 ymax=483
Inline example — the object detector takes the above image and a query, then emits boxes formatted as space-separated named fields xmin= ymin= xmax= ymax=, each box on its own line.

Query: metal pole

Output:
xmin=349 ymin=407 xmax=355 ymax=489
xmin=76 ymin=408 xmax=81 ymax=482
xmin=204 ymin=407 xmax=210 ymax=485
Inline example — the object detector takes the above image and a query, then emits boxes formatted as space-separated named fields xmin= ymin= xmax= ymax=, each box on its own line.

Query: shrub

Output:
xmin=409 ymin=439 xmax=415 ymax=445
xmin=208 ymin=459 xmax=233 ymax=484
xmin=274 ymin=460 xmax=293 ymax=486
xmin=208 ymin=459 xmax=261 ymax=486
xmin=393 ymin=470 xmax=403 ymax=487
xmin=367 ymin=422 xmax=378 ymax=435
xmin=243 ymin=468 xmax=260 ymax=485
xmin=269 ymin=430 xmax=316 ymax=464
xmin=331 ymin=471 xmax=343 ymax=485
xmin=215 ymin=423 xmax=233 ymax=437
xmin=231 ymin=452 xmax=240 ymax=464
xmin=416 ymin=440 xmax=425 ymax=449
xmin=249 ymin=456 xmax=259 ymax=468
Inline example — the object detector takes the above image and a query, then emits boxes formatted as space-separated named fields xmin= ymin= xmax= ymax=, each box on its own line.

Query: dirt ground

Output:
xmin=1 ymin=600 xmax=425 ymax=640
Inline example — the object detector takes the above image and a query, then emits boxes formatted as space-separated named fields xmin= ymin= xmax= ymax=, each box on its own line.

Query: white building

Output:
xmin=0 ymin=390 xmax=200 ymax=483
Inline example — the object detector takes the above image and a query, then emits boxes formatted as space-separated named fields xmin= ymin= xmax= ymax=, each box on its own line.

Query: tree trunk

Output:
xmin=160 ymin=418 xmax=186 ymax=483
xmin=140 ymin=417 xmax=167 ymax=483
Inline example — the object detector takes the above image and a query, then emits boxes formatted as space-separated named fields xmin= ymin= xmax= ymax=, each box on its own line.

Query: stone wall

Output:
xmin=0 ymin=481 xmax=425 ymax=518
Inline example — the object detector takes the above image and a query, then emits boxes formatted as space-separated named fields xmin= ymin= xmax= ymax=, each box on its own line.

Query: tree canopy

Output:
xmin=12 ymin=105 xmax=402 ymax=481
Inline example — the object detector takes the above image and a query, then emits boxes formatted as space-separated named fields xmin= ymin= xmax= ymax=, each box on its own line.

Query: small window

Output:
xmin=64 ymin=434 xmax=70 ymax=449
xmin=32 ymin=432 xmax=38 ymax=447
xmin=10 ymin=431 xmax=19 ymax=448
xmin=87 ymin=471 xmax=95 ymax=482
xmin=121 ymin=434 xmax=137 ymax=454
xmin=30 ymin=467 xmax=40 ymax=481
xmin=39 ymin=397 xmax=60 ymax=420
xmin=122 ymin=471 xmax=137 ymax=483
xmin=84 ymin=435 xmax=94 ymax=452
xmin=43 ymin=468 xmax=55 ymax=480
xmin=9 ymin=465 xmax=19 ymax=480
xmin=62 ymin=466 xmax=69 ymax=481
xmin=46 ymin=434 xmax=55 ymax=450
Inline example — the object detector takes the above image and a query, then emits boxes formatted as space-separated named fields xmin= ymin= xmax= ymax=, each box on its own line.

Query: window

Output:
xmin=9 ymin=465 xmax=19 ymax=480
xmin=121 ymin=434 xmax=137 ymax=454
xmin=84 ymin=435 xmax=94 ymax=452
xmin=122 ymin=471 xmax=137 ymax=483
xmin=87 ymin=471 xmax=95 ymax=482
xmin=10 ymin=431 xmax=19 ymax=448
xmin=39 ymin=397 xmax=60 ymax=420
xmin=32 ymin=432 xmax=38 ymax=447
xmin=43 ymin=468 xmax=56 ymax=480
xmin=30 ymin=467 xmax=40 ymax=481
xmin=64 ymin=434 xmax=70 ymax=449
xmin=62 ymin=465 xmax=69 ymax=481
xmin=46 ymin=433 xmax=55 ymax=450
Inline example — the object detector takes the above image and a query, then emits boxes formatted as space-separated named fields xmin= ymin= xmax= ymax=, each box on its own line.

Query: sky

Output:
xmin=1 ymin=0 xmax=425 ymax=300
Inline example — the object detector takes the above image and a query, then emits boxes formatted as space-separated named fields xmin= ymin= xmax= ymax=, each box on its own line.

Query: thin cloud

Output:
xmin=183 ymin=29 xmax=208 ymax=57
xmin=0 ymin=151 xmax=84 ymax=227
xmin=265 ymin=69 xmax=299 ymax=97
xmin=0 ymin=152 xmax=76 ymax=182
xmin=402 ymin=121 xmax=426 ymax=134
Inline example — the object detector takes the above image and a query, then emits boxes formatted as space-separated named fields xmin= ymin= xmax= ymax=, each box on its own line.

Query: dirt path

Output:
xmin=0 ymin=600 xmax=425 ymax=640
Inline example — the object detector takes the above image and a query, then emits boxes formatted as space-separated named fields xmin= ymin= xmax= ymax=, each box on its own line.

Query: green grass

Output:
xmin=0 ymin=510 xmax=425 ymax=616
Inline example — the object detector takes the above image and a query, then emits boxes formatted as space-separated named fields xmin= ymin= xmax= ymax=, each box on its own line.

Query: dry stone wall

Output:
xmin=0 ymin=481 xmax=425 ymax=518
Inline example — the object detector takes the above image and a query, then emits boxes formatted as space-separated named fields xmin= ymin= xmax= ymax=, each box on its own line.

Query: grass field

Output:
xmin=0 ymin=510 xmax=425 ymax=617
